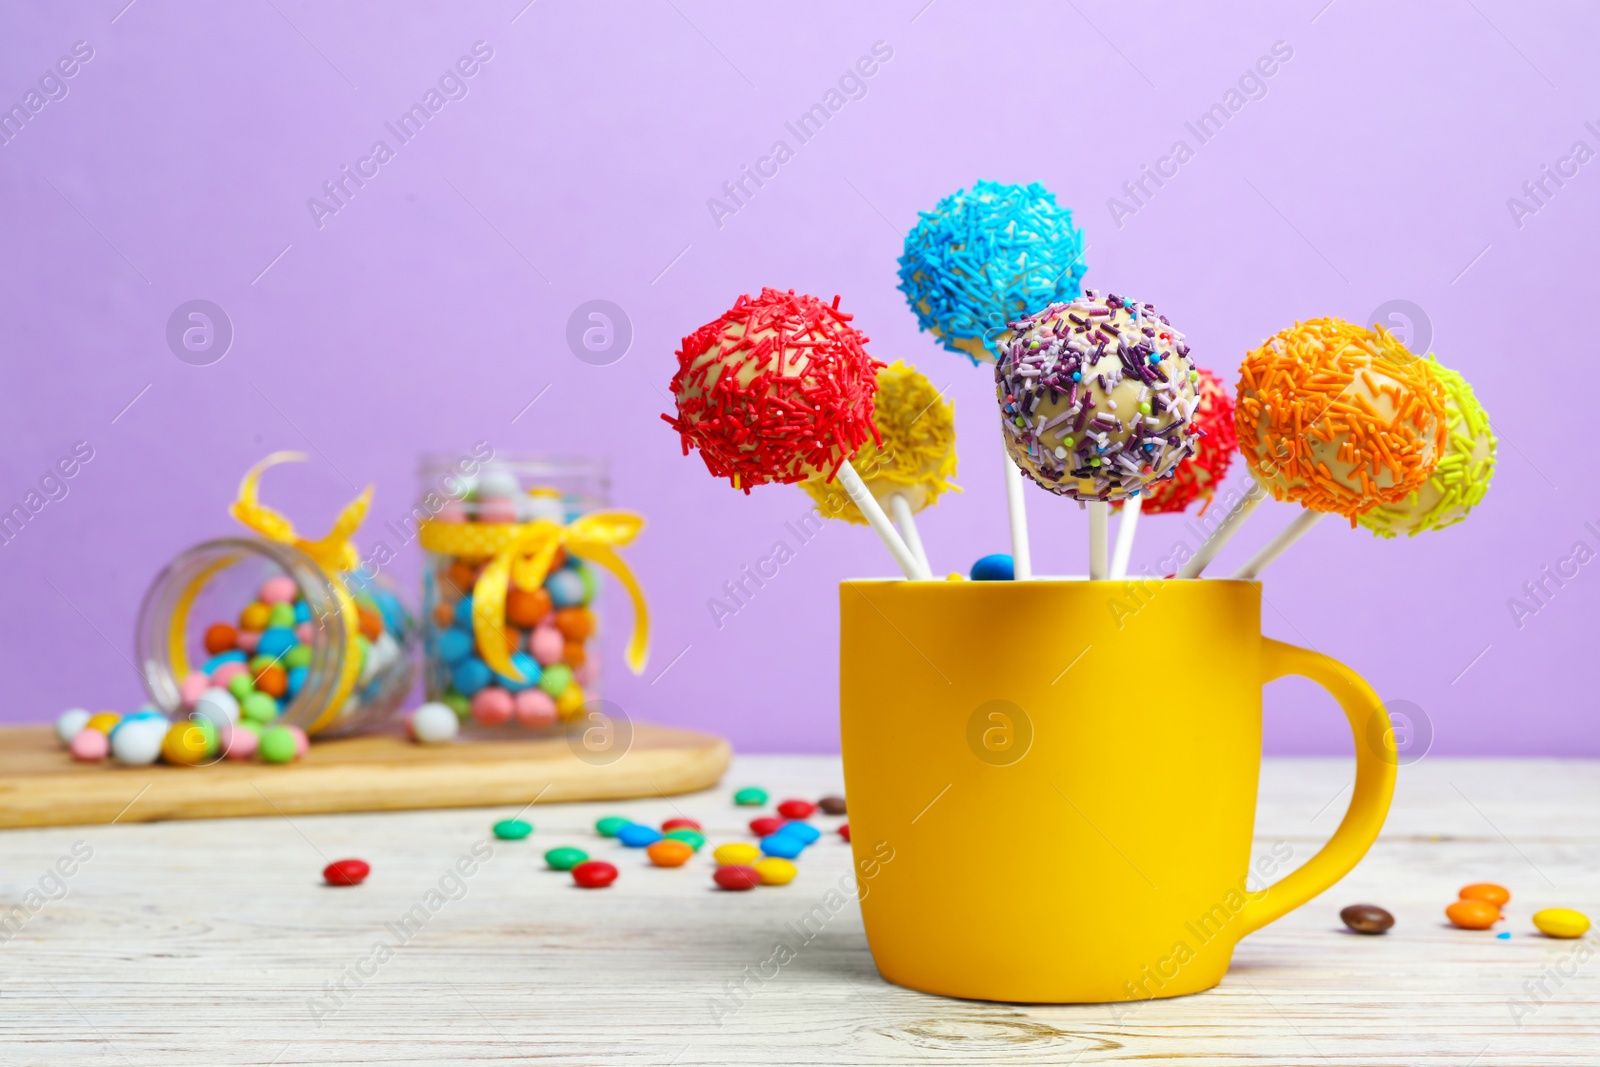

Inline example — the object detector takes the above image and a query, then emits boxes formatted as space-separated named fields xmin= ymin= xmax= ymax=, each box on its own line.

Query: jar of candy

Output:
xmin=415 ymin=452 xmax=651 ymax=732
xmin=134 ymin=454 xmax=415 ymax=736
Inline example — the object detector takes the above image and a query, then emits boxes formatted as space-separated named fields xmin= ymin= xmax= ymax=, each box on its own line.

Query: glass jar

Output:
xmin=415 ymin=452 xmax=610 ymax=733
xmin=135 ymin=538 xmax=415 ymax=736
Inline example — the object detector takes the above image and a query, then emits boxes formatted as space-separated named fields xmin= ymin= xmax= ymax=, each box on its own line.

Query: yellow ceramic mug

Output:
xmin=839 ymin=578 xmax=1395 ymax=1004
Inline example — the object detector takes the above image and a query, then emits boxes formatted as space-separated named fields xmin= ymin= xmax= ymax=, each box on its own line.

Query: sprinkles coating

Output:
xmin=994 ymin=291 xmax=1202 ymax=503
xmin=898 ymin=180 xmax=1087 ymax=364
xmin=1131 ymin=367 xmax=1238 ymax=516
xmin=663 ymin=289 xmax=882 ymax=492
xmin=1236 ymin=317 xmax=1448 ymax=522
xmin=803 ymin=361 xmax=959 ymax=524
xmin=1357 ymin=354 xmax=1495 ymax=538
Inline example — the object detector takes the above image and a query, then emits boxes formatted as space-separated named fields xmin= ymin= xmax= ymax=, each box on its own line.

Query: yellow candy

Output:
xmin=161 ymin=722 xmax=210 ymax=766
xmin=712 ymin=843 xmax=759 ymax=866
xmin=85 ymin=712 xmax=122 ymax=734
xmin=1532 ymin=908 xmax=1591 ymax=939
xmin=754 ymin=858 xmax=796 ymax=886
xmin=239 ymin=602 xmax=272 ymax=631
xmin=555 ymin=682 xmax=586 ymax=719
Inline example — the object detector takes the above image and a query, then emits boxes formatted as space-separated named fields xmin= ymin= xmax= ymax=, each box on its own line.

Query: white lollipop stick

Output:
xmin=888 ymin=492 xmax=931 ymax=578
xmin=1002 ymin=439 xmax=1033 ymax=581
xmin=1232 ymin=510 xmax=1325 ymax=581
xmin=836 ymin=460 xmax=927 ymax=580
xmin=1109 ymin=496 xmax=1142 ymax=580
xmin=1088 ymin=501 xmax=1110 ymax=580
xmin=1177 ymin=482 xmax=1265 ymax=579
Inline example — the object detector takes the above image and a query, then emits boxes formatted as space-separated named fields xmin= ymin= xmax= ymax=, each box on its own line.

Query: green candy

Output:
xmin=595 ymin=816 xmax=629 ymax=838
xmin=442 ymin=692 xmax=471 ymax=719
xmin=493 ymin=818 xmax=533 ymax=840
xmin=538 ymin=664 xmax=573 ymax=698
xmin=574 ymin=561 xmax=598 ymax=606
xmin=241 ymin=692 xmax=279 ymax=723
xmin=267 ymin=603 xmax=296 ymax=629
xmin=258 ymin=724 xmax=297 ymax=763
xmin=193 ymin=717 xmax=219 ymax=756
xmin=248 ymin=654 xmax=278 ymax=673
xmin=227 ymin=673 xmax=256 ymax=701
xmin=733 ymin=787 xmax=768 ymax=807
xmin=664 ymin=829 xmax=705 ymax=850
xmin=235 ymin=720 xmax=263 ymax=737
xmin=544 ymin=846 xmax=587 ymax=871
xmin=283 ymin=645 xmax=313 ymax=669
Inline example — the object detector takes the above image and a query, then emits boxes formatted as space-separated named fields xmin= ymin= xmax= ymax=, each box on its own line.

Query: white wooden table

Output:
xmin=2 ymin=756 xmax=1596 ymax=1065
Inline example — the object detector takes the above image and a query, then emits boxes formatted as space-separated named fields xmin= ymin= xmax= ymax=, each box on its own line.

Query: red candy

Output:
xmin=714 ymin=865 xmax=761 ymax=891
xmin=323 ymin=859 xmax=370 ymax=886
xmin=663 ymin=289 xmax=882 ymax=491
xmin=1138 ymin=367 xmax=1237 ymax=515
xmin=572 ymin=860 xmax=618 ymax=889
xmin=662 ymin=817 xmax=702 ymax=832
xmin=839 ymin=823 xmax=850 ymax=842
xmin=749 ymin=816 xmax=784 ymax=836
xmin=776 ymin=799 xmax=815 ymax=820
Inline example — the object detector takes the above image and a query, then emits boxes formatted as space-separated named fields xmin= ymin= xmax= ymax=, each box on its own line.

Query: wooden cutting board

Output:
xmin=0 ymin=723 xmax=731 ymax=829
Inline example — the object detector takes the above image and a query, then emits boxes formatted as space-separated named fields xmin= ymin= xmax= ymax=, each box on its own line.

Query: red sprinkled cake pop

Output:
xmin=663 ymin=288 xmax=882 ymax=492
xmin=1139 ymin=367 xmax=1237 ymax=515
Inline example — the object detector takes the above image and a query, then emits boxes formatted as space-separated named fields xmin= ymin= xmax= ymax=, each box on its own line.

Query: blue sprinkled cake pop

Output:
xmin=897 ymin=181 xmax=1088 ymax=365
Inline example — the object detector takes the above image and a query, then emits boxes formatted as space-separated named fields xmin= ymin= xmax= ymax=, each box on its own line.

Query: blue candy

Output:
xmin=775 ymin=822 xmax=821 ymax=845
xmin=496 ymin=652 xmax=541 ymax=692
xmin=437 ymin=627 xmax=475 ymax=665
xmin=293 ymin=600 xmax=311 ymax=624
xmin=759 ymin=834 xmax=804 ymax=859
xmin=970 ymin=554 xmax=1015 ymax=582
xmin=286 ymin=665 xmax=307 ymax=698
xmin=452 ymin=656 xmax=492 ymax=696
xmin=257 ymin=627 xmax=298 ymax=659
xmin=202 ymin=650 xmax=246 ymax=674
xmin=545 ymin=570 xmax=585 ymax=608
xmin=453 ymin=595 xmax=474 ymax=628
xmin=616 ymin=824 xmax=663 ymax=848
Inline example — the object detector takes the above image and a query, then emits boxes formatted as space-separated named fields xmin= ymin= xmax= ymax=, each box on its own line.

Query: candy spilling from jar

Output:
xmin=425 ymin=551 xmax=600 ymax=729
xmin=55 ymin=705 xmax=309 ymax=766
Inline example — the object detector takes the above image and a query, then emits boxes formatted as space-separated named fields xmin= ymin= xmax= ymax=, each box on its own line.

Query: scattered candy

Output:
xmin=616 ymin=824 xmax=663 ymax=848
xmin=713 ymin=865 xmax=761 ymax=891
xmin=647 ymin=840 xmax=694 ymax=867
xmin=759 ymin=834 xmax=804 ymax=860
xmin=55 ymin=708 xmax=91 ymax=746
xmin=749 ymin=816 xmax=784 ymax=837
xmin=777 ymin=822 xmax=821 ymax=846
xmin=160 ymin=721 xmax=213 ymax=766
xmin=257 ymin=724 xmax=298 ymax=764
xmin=1532 ymin=908 xmax=1590 ymax=939
xmin=69 ymin=728 xmax=109 ymax=762
xmin=776 ymin=799 xmax=816 ymax=820
xmin=1446 ymin=899 xmax=1500 ymax=930
xmin=544 ymin=847 xmax=588 ymax=871
xmin=1459 ymin=883 xmax=1510 ymax=907
xmin=493 ymin=819 xmax=533 ymax=841
xmin=323 ymin=858 xmax=370 ymax=886
xmin=86 ymin=711 xmax=122 ymax=735
xmin=838 ymin=823 xmax=850 ymax=842
xmin=661 ymin=817 xmax=702 ymax=832
xmin=733 ymin=787 xmax=768 ymax=807
xmin=969 ymin=554 xmax=1014 ymax=581
xmin=1340 ymin=904 xmax=1394 ymax=935
xmin=110 ymin=717 xmax=167 ymax=765
xmin=220 ymin=723 xmax=260 ymax=760
xmin=713 ymin=843 xmax=760 ymax=867
xmin=408 ymin=702 xmax=460 ymax=744
xmin=754 ymin=858 xmax=797 ymax=886
xmin=595 ymin=816 xmax=630 ymax=837
xmin=665 ymin=829 xmax=706 ymax=850
xmin=571 ymin=860 xmax=618 ymax=888
xmin=817 ymin=795 xmax=847 ymax=816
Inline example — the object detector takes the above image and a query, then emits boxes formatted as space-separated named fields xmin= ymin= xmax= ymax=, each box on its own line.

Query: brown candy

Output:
xmin=1340 ymin=903 xmax=1394 ymax=935
xmin=817 ymin=795 xmax=847 ymax=815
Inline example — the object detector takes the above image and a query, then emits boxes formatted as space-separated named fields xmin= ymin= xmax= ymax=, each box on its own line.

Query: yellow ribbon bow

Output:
xmin=417 ymin=510 xmax=650 ymax=683
xmin=230 ymin=452 xmax=374 ymax=573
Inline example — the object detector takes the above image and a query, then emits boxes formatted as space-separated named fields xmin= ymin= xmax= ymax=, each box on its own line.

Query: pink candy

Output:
xmin=212 ymin=662 xmax=248 ymax=687
xmin=513 ymin=688 xmax=557 ymax=727
xmin=179 ymin=671 xmax=211 ymax=708
xmin=69 ymin=729 xmax=109 ymax=761
xmin=471 ymin=686 xmax=514 ymax=725
xmin=530 ymin=626 xmax=564 ymax=667
xmin=220 ymin=725 xmax=259 ymax=759
xmin=286 ymin=724 xmax=309 ymax=757
xmin=259 ymin=575 xmax=298 ymax=605
xmin=236 ymin=630 xmax=261 ymax=654
xmin=295 ymin=622 xmax=315 ymax=644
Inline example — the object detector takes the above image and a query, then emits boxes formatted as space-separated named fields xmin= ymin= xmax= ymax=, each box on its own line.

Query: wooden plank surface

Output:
xmin=1 ymin=756 xmax=1595 ymax=1065
xmin=0 ymin=724 xmax=731 ymax=827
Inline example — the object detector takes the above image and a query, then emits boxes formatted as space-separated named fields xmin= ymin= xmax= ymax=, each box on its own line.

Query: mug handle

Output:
xmin=1233 ymin=637 xmax=1398 ymax=938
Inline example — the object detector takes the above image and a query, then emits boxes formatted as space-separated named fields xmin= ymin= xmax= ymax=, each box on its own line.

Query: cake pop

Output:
xmin=898 ymin=180 xmax=1088 ymax=580
xmin=802 ymin=361 xmax=958 ymax=574
xmin=664 ymin=288 xmax=926 ymax=579
xmin=1357 ymin=355 xmax=1494 ymax=538
xmin=994 ymin=291 xmax=1203 ymax=578
xmin=1109 ymin=367 xmax=1236 ymax=578
xmin=1188 ymin=317 xmax=1449 ymax=580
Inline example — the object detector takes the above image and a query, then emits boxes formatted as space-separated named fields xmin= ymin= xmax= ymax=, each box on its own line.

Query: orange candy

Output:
xmin=433 ymin=601 xmax=456 ymax=629
xmin=255 ymin=664 xmax=288 ymax=698
xmin=239 ymin=602 xmax=272 ymax=631
xmin=1446 ymin=899 xmax=1500 ymax=930
xmin=1459 ymin=883 xmax=1510 ymax=907
xmin=555 ymin=607 xmax=595 ymax=641
xmin=647 ymin=839 xmax=694 ymax=868
xmin=356 ymin=607 xmax=384 ymax=642
xmin=203 ymin=623 xmax=237 ymax=655
xmin=445 ymin=560 xmax=478 ymax=595
xmin=506 ymin=588 xmax=552 ymax=628
xmin=562 ymin=642 xmax=587 ymax=668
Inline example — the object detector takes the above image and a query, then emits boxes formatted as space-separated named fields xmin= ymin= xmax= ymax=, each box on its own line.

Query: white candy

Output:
xmin=360 ymin=631 xmax=400 ymax=686
xmin=55 ymin=708 xmax=92 ymax=746
xmin=476 ymin=467 xmax=521 ymax=500
xmin=521 ymin=495 xmax=568 ymax=524
xmin=192 ymin=688 xmax=240 ymax=730
xmin=410 ymin=702 xmax=459 ymax=744
xmin=111 ymin=718 xmax=166 ymax=765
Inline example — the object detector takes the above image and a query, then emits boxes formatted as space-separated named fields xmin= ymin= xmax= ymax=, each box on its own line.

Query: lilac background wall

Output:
xmin=2 ymin=0 xmax=1596 ymax=755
